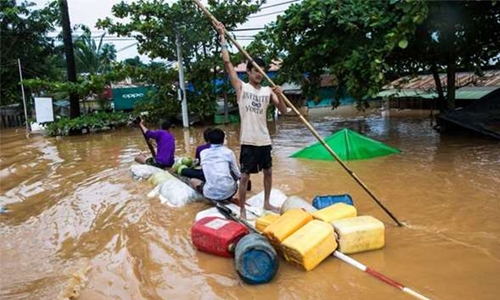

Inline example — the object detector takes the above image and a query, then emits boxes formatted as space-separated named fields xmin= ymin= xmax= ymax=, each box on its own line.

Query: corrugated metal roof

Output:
xmin=385 ymin=70 xmax=500 ymax=90
xmin=281 ymin=82 xmax=301 ymax=92
xmin=454 ymin=86 xmax=500 ymax=99
xmin=377 ymin=86 xmax=500 ymax=100
xmin=376 ymin=89 xmax=437 ymax=99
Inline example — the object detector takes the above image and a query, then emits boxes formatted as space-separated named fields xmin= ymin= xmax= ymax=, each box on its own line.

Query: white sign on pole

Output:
xmin=34 ymin=97 xmax=54 ymax=123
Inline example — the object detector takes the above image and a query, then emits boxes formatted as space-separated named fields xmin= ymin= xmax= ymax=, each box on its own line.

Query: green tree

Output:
xmin=99 ymin=43 xmax=117 ymax=72
xmin=23 ymin=73 xmax=110 ymax=105
xmin=0 ymin=0 xmax=59 ymax=106
xmin=123 ymin=56 xmax=146 ymax=68
xmin=73 ymin=27 xmax=117 ymax=74
xmin=127 ymin=62 xmax=181 ymax=123
xmin=97 ymin=0 xmax=265 ymax=120
xmin=252 ymin=0 xmax=427 ymax=109
xmin=388 ymin=1 xmax=500 ymax=111
xmin=254 ymin=0 xmax=499 ymax=112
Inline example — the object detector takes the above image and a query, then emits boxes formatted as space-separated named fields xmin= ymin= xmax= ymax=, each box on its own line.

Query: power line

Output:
xmin=117 ymin=42 xmax=138 ymax=52
xmin=249 ymin=10 xmax=286 ymax=19
xmin=234 ymin=35 xmax=257 ymax=38
xmin=260 ymin=0 xmax=301 ymax=10
xmin=231 ymin=27 xmax=265 ymax=32
xmin=46 ymin=35 xmax=137 ymax=40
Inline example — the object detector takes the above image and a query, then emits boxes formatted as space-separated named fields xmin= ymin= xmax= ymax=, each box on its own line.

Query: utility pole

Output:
xmin=175 ymin=29 xmax=189 ymax=128
xmin=17 ymin=59 xmax=30 ymax=133
xmin=58 ymin=0 xmax=80 ymax=119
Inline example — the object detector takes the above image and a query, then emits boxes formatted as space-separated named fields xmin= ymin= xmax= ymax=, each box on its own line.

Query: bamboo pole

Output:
xmin=192 ymin=0 xmax=403 ymax=227
xmin=138 ymin=118 xmax=156 ymax=158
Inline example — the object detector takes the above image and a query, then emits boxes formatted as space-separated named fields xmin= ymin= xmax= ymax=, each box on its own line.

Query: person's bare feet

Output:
xmin=263 ymin=203 xmax=280 ymax=213
xmin=240 ymin=210 xmax=247 ymax=220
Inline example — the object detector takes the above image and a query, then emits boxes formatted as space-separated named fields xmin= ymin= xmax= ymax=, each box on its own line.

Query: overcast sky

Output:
xmin=31 ymin=0 xmax=298 ymax=62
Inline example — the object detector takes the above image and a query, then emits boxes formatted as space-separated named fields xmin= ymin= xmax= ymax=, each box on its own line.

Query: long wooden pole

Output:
xmin=191 ymin=0 xmax=403 ymax=227
xmin=138 ymin=119 xmax=156 ymax=158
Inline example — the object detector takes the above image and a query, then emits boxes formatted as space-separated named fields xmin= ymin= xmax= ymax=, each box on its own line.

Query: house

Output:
xmin=378 ymin=70 xmax=500 ymax=110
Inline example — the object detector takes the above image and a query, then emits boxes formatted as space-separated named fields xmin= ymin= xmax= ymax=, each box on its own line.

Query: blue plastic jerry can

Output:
xmin=312 ymin=194 xmax=354 ymax=210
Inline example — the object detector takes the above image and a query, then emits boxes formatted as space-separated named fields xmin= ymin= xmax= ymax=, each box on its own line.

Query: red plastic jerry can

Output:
xmin=191 ymin=217 xmax=249 ymax=257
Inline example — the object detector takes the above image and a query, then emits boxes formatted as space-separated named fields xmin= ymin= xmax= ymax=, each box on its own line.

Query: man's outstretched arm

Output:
xmin=215 ymin=22 xmax=242 ymax=99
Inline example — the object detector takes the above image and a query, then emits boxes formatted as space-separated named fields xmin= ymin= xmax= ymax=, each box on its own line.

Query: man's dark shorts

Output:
xmin=146 ymin=157 xmax=168 ymax=169
xmin=240 ymin=145 xmax=272 ymax=174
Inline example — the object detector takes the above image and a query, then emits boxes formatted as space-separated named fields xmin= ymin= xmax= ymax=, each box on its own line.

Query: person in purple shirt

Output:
xmin=180 ymin=127 xmax=212 ymax=180
xmin=135 ymin=120 xmax=175 ymax=169
xmin=194 ymin=127 xmax=212 ymax=166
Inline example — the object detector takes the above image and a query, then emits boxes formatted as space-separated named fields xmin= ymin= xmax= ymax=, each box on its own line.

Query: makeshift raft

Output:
xmin=130 ymin=163 xmax=429 ymax=299
xmin=130 ymin=164 xmax=386 ymax=268
xmin=193 ymin=191 xmax=386 ymax=283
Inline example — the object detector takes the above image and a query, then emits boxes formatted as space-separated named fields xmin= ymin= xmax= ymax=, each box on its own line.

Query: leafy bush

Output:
xmin=133 ymin=89 xmax=180 ymax=124
xmin=45 ymin=111 xmax=130 ymax=136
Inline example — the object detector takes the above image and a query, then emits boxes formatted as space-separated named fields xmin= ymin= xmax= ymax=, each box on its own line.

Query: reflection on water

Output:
xmin=1 ymin=110 xmax=499 ymax=300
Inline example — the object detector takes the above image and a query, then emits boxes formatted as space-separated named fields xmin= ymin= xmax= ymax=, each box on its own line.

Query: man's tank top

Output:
xmin=238 ymin=82 xmax=272 ymax=146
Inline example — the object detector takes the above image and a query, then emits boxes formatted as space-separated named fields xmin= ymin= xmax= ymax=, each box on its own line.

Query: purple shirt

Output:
xmin=145 ymin=129 xmax=175 ymax=167
xmin=195 ymin=143 xmax=211 ymax=162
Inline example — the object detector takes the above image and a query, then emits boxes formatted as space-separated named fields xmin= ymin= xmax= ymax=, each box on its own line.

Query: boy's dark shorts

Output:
xmin=240 ymin=144 xmax=272 ymax=174
xmin=146 ymin=157 xmax=168 ymax=169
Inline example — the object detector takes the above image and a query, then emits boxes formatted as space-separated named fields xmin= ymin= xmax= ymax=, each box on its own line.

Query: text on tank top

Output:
xmin=238 ymin=82 xmax=272 ymax=146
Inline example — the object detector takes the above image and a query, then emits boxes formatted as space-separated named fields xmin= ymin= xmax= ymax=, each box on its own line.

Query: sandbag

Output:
xmin=131 ymin=164 xmax=203 ymax=207
xmin=148 ymin=171 xmax=174 ymax=186
xmin=130 ymin=164 xmax=163 ymax=180
xmin=147 ymin=177 xmax=204 ymax=207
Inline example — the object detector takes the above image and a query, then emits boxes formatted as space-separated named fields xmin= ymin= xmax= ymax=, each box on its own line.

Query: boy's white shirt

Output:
xmin=200 ymin=144 xmax=240 ymax=200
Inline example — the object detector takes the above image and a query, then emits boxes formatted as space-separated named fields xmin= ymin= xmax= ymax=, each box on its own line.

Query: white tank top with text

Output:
xmin=238 ymin=82 xmax=272 ymax=146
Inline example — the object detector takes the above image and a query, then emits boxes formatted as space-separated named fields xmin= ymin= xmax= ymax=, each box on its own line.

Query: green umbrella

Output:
xmin=290 ymin=128 xmax=401 ymax=161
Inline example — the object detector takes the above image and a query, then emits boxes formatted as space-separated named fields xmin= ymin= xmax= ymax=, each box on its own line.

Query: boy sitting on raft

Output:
xmin=179 ymin=127 xmax=212 ymax=181
xmin=135 ymin=119 xmax=175 ymax=169
xmin=190 ymin=128 xmax=240 ymax=202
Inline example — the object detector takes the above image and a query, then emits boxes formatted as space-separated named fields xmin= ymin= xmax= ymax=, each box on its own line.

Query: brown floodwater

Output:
xmin=1 ymin=109 xmax=499 ymax=300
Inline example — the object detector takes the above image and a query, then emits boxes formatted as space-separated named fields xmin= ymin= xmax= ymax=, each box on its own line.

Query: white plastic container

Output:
xmin=280 ymin=196 xmax=318 ymax=215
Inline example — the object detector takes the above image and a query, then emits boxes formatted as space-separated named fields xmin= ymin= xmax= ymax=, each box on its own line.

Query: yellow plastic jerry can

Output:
xmin=263 ymin=209 xmax=312 ymax=247
xmin=332 ymin=216 xmax=385 ymax=254
xmin=312 ymin=202 xmax=357 ymax=223
xmin=281 ymin=220 xmax=338 ymax=271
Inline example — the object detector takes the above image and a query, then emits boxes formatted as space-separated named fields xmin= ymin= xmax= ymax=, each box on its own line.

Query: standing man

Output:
xmin=215 ymin=22 xmax=288 ymax=219
xmin=135 ymin=119 xmax=175 ymax=169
